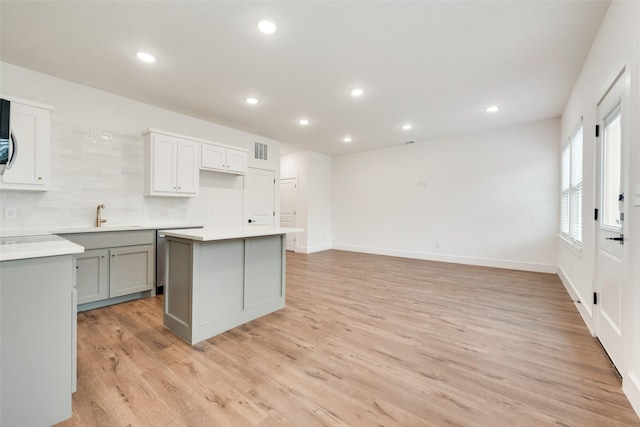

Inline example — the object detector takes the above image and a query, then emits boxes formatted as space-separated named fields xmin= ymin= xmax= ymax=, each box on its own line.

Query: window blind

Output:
xmin=569 ymin=127 xmax=583 ymax=242
xmin=561 ymin=146 xmax=570 ymax=236
xmin=561 ymin=125 xmax=583 ymax=244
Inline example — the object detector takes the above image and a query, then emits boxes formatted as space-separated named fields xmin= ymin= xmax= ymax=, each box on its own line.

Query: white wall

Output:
xmin=281 ymin=151 xmax=332 ymax=253
xmin=332 ymin=119 xmax=560 ymax=273
xmin=558 ymin=0 xmax=640 ymax=416
xmin=0 ymin=63 xmax=280 ymax=235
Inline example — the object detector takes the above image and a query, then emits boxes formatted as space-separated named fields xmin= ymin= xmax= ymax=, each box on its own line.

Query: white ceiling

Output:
xmin=0 ymin=1 xmax=609 ymax=156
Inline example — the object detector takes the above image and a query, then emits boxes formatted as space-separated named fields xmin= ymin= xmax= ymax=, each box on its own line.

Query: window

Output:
xmin=602 ymin=105 xmax=622 ymax=229
xmin=561 ymin=125 xmax=583 ymax=244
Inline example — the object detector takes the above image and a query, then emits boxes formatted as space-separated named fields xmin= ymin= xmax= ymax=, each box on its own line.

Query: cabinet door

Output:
xmin=244 ymin=235 xmax=283 ymax=309
xmin=200 ymin=144 xmax=226 ymax=171
xmin=75 ymin=249 xmax=109 ymax=305
xmin=151 ymin=134 xmax=177 ymax=193
xmin=226 ymin=148 xmax=247 ymax=174
xmin=176 ymin=139 xmax=198 ymax=195
xmin=0 ymin=101 xmax=50 ymax=190
xmin=109 ymin=244 xmax=154 ymax=298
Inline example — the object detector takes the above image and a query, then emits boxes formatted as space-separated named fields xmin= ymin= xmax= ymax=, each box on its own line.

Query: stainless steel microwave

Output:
xmin=0 ymin=98 xmax=14 ymax=175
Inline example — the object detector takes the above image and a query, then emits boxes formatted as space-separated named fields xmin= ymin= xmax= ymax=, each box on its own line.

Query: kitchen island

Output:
xmin=161 ymin=226 xmax=302 ymax=344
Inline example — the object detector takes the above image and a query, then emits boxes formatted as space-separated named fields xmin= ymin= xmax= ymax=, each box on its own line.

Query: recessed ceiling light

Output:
xmin=258 ymin=19 xmax=277 ymax=34
xmin=486 ymin=105 xmax=499 ymax=113
xmin=299 ymin=119 xmax=309 ymax=126
xmin=136 ymin=52 xmax=156 ymax=63
xmin=350 ymin=88 xmax=364 ymax=97
xmin=246 ymin=97 xmax=259 ymax=105
xmin=343 ymin=136 xmax=352 ymax=143
xmin=402 ymin=124 xmax=413 ymax=130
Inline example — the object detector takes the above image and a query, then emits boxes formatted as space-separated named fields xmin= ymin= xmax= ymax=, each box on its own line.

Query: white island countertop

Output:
xmin=161 ymin=226 xmax=303 ymax=242
xmin=0 ymin=235 xmax=84 ymax=262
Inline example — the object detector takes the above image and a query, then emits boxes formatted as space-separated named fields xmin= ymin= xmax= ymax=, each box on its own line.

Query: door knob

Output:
xmin=606 ymin=234 xmax=624 ymax=244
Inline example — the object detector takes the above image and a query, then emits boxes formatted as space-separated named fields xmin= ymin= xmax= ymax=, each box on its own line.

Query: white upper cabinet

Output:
xmin=225 ymin=147 xmax=248 ymax=174
xmin=144 ymin=128 xmax=248 ymax=197
xmin=200 ymin=143 xmax=247 ymax=175
xmin=144 ymin=130 xmax=199 ymax=197
xmin=0 ymin=97 xmax=52 ymax=191
xmin=176 ymin=140 xmax=199 ymax=193
xmin=200 ymin=143 xmax=225 ymax=171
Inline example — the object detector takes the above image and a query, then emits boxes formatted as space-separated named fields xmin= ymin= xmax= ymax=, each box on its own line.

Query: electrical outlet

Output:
xmin=434 ymin=241 xmax=440 ymax=249
xmin=4 ymin=207 xmax=17 ymax=219
xmin=209 ymin=209 xmax=215 ymax=218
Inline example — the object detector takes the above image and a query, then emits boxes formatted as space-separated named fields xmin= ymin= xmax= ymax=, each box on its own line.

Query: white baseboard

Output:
xmin=624 ymin=372 xmax=640 ymax=419
xmin=331 ymin=244 xmax=556 ymax=273
xmin=296 ymin=243 xmax=332 ymax=254
xmin=557 ymin=266 xmax=594 ymax=335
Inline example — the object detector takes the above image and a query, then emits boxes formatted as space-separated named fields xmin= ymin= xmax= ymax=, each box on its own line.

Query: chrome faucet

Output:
xmin=96 ymin=204 xmax=107 ymax=227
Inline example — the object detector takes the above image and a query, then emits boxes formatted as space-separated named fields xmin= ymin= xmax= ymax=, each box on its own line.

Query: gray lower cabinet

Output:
xmin=109 ymin=244 xmax=154 ymax=297
xmin=62 ymin=230 xmax=155 ymax=310
xmin=1 ymin=254 xmax=74 ymax=426
xmin=75 ymin=248 xmax=108 ymax=304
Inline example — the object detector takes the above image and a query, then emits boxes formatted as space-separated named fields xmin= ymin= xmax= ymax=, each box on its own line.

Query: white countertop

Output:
xmin=0 ymin=235 xmax=84 ymax=262
xmin=162 ymin=226 xmax=303 ymax=241
xmin=0 ymin=224 xmax=295 ymax=261
xmin=51 ymin=223 xmax=203 ymax=234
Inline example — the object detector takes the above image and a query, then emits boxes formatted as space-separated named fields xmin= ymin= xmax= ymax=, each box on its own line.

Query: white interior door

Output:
xmin=245 ymin=168 xmax=275 ymax=226
xmin=280 ymin=177 xmax=298 ymax=251
xmin=595 ymin=71 xmax=627 ymax=372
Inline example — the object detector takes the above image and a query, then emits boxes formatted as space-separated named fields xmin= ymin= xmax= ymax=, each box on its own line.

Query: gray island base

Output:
xmin=162 ymin=226 xmax=301 ymax=345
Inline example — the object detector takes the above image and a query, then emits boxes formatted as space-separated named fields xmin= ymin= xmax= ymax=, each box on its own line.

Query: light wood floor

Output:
xmin=58 ymin=250 xmax=640 ymax=426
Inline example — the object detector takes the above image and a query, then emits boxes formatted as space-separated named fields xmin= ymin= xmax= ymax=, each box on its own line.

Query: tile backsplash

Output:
xmin=0 ymin=121 xmax=244 ymax=235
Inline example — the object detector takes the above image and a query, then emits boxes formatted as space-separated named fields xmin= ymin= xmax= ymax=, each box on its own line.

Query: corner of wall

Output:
xmin=557 ymin=266 xmax=595 ymax=335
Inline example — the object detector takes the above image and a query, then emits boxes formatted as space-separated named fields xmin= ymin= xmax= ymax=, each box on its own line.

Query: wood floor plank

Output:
xmin=57 ymin=250 xmax=640 ymax=426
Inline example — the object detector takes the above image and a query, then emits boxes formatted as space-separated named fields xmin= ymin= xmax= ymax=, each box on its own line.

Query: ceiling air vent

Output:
xmin=404 ymin=140 xmax=415 ymax=145
xmin=254 ymin=142 xmax=268 ymax=160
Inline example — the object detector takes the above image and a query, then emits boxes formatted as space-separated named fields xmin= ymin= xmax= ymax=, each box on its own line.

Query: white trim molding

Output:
xmin=331 ymin=244 xmax=556 ymax=273
xmin=557 ymin=266 xmax=595 ymax=335
xmin=623 ymin=372 xmax=640 ymax=419
xmin=297 ymin=243 xmax=332 ymax=254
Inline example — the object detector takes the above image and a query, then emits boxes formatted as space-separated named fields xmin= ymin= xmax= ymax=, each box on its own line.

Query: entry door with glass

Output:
xmin=595 ymin=71 xmax=628 ymax=372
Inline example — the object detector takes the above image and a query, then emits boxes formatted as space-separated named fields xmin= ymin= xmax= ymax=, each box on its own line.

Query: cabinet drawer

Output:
xmin=61 ymin=230 xmax=155 ymax=250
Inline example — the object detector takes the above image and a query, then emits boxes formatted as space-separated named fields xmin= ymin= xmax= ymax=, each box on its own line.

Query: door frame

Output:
xmin=593 ymin=66 xmax=631 ymax=374
xmin=280 ymin=176 xmax=299 ymax=251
